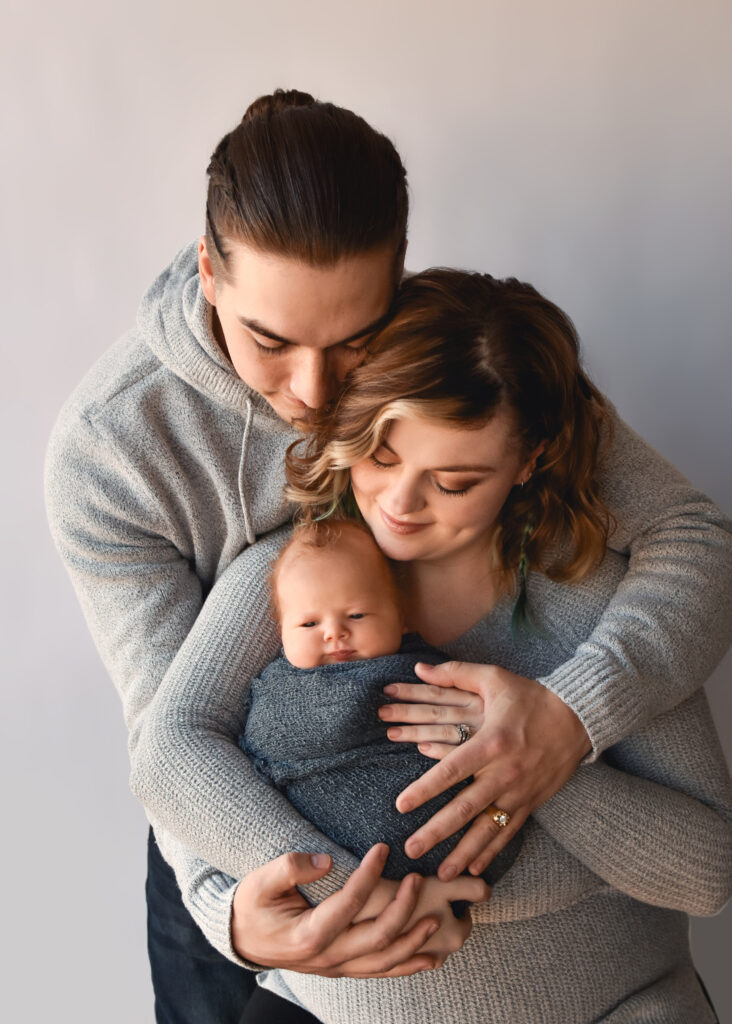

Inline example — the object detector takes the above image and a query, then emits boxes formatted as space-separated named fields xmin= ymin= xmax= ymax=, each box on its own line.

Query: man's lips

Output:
xmin=379 ymin=508 xmax=430 ymax=534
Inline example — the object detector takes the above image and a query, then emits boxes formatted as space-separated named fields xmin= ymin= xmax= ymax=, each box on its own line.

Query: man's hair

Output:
xmin=205 ymin=89 xmax=408 ymax=279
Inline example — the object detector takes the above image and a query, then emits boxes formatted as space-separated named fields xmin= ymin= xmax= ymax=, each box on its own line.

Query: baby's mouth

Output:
xmin=327 ymin=650 xmax=356 ymax=663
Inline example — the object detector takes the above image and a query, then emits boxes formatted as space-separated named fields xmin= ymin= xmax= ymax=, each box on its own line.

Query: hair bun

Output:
xmin=242 ymin=88 xmax=316 ymax=122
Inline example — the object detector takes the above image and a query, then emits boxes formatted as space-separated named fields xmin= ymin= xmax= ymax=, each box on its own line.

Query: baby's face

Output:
xmin=277 ymin=534 xmax=403 ymax=669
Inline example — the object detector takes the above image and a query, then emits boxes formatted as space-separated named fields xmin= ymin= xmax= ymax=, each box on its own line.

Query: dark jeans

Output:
xmin=146 ymin=827 xmax=256 ymax=1023
xmin=239 ymin=988 xmax=322 ymax=1024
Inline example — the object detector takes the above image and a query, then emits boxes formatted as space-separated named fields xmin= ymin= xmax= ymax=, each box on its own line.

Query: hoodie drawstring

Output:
xmin=238 ymin=399 xmax=256 ymax=546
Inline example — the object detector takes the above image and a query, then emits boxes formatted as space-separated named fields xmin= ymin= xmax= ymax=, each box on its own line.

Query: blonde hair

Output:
xmin=286 ymin=269 xmax=613 ymax=584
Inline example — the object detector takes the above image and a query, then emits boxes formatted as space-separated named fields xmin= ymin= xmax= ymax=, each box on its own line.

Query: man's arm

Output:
xmin=45 ymin=407 xmax=432 ymax=960
xmin=542 ymin=408 xmax=732 ymax=754
xmin=152 ymin=826 xmax=449 ymax=977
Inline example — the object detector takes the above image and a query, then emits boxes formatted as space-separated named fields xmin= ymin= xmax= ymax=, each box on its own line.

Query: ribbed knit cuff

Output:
xmin=539 ymin=649 xmax=635 ymax=761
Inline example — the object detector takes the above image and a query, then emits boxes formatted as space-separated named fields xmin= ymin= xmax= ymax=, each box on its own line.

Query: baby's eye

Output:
xmin=349 ymin=613 xmax=366 ymax=620
xmin=300 ymin=621 xmax=317 ymax=628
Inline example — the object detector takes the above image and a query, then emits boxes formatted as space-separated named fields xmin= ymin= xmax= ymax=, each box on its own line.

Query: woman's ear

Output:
xmin=518 ymin=441 xmax=546 ymax=485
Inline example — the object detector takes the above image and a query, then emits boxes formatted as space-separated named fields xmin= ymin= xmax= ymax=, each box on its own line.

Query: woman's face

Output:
xmin=350 ymin=410 xmax=533 ymax=566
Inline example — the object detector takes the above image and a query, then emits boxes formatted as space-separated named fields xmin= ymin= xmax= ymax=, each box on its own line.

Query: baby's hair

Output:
xmin=269 ymin=519 xmax=400 ymax=624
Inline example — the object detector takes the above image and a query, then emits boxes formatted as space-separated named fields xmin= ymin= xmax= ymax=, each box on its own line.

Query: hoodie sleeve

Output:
xmin=46 ymin=401 xmax=361 ymax=900
xmin=538 ymin=407 xmax=732 ymax=759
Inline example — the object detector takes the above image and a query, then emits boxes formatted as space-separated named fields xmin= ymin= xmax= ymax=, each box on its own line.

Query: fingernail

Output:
xmin=378 ymin=706 xmax=393 ymax=719
xmin=397 ymin=799 xmax=413 ymax=813
xmin=387 ymin=727 xmax=402 ymax=739
xmin=426 ymin=922 xmax=439 ymax=937
xmin=440 ymin=864 xmax=457 ymax=881
xmin=407 ymin=841 xmax=423 ymax=858
xmin=383 ymin=684 xmax=398 ymax=695
xmin=310 ymin=854 xmax=330 ymax=868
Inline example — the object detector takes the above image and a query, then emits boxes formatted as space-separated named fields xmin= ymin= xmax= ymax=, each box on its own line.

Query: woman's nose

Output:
xmin=385 ymin=474 xmax=424 ymax=516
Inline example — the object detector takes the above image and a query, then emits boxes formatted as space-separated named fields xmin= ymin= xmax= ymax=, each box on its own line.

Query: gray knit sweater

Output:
xmin=161 ymin=548 xmax=732 ymax=1022
xmin=45 ymin=242 xmax=732 ymax=1017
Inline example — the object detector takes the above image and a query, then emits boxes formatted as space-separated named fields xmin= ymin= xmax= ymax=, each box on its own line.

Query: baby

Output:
xmin=241 ymin=520 xmax=520 ymax=882
xmin=272 ymin=518 xmax=405 ymax=669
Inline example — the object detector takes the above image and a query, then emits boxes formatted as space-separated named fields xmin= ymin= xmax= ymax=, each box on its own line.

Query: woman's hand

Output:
xmin=380 ymin=678 xmax=485 ymax=753
xmin=381 ymin=661 xmax=591 ymax=879
xmin=231 ymin=843 xmax=459 ymax=978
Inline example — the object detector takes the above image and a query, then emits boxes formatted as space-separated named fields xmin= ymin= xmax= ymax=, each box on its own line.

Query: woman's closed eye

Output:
xmin=369 ymin=451 xmax=397 ymax=469
xmin=434 ymin=479 xmax=477 ymax=497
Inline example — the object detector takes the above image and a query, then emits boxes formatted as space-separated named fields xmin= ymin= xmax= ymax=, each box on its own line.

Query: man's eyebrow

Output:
xmin=378 ymin=440 xmax=494 ymax=473
xmin=237 ymin=311 xmax=393 ymax=347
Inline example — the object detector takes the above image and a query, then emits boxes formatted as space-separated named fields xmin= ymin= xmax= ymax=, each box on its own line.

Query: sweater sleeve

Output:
xmin=539 ymin=408 xmax=732 ymax=758
xmin=45 ymin=408 xmax=205 ymax=748
xmin=532 ymin=690 xmax=732 ymax=916
xmin=130 ymin=533 xmax=361 ymax=901
xmin=46 ymin=406 xmax=360 ymax=901
xmin=151 ymin=822 xmax=249 ymax=967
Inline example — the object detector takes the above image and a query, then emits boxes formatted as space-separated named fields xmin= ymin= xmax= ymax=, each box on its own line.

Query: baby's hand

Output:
xmin=355 ymin=872 xmax=490 ymax=967
xmin=405 ymin=875 xmax=491 ymax=964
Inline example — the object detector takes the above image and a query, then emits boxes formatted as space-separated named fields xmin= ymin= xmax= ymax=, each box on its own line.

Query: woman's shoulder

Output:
xmin=526 ymin=547 xmax=629 ymax=652
xmin=446 ymin=549 xmax=629 ymax=677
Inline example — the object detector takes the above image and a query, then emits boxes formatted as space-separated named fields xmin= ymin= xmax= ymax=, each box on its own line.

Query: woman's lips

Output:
xmin=379 ymin=508 xmax=430 ymax=534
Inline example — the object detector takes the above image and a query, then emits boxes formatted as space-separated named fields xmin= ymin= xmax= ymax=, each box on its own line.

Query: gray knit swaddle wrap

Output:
xmin=240 ymin=634 xmax=521 ymax=883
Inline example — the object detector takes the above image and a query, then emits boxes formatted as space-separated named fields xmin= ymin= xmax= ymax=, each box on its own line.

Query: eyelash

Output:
xmin=252 ymin=337 xmax=371 ymax=357
xmin=253 ymin=339 xmax=285 ymax=357
xmin=368 ymin=455 xmax=473 ymax=497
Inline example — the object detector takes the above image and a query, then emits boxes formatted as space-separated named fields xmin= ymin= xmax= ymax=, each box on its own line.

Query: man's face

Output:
xmin=199 ymin=238 xmax=398 ymax=423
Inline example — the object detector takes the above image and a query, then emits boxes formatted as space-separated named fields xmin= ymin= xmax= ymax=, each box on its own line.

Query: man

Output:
xmin=47 ymin=89 xmax=732 ymax=1022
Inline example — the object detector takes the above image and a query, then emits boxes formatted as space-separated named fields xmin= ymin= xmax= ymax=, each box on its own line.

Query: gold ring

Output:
xmin=486 ymin=806 xmax=511 ymax=828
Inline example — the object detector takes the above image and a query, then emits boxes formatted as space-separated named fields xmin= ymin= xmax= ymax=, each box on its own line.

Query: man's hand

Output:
xmin=231 ymin=843 xmax=446 ymax=978
xmin=381 ymin=661 xmax=591 ymax=879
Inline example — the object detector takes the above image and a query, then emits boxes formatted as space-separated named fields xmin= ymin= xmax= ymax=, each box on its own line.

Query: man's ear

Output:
xmin=198 ymin=236 xmax=217 ymax=306
xmin=394 ymin=237 xmax=408 ymax=283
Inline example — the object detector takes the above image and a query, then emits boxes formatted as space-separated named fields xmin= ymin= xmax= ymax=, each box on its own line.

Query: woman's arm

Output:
xmin=531 ymin=690 xmax=732 ymax=915
xmin=130 ymin=527 xmax=367 ymax=899
xmin=388 ymin=680 xmax=732 ymax=914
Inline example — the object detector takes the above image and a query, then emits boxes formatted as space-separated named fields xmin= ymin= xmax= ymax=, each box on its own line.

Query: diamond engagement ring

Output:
xmin=487 ymin=806 xmax=511 ymax=828
xmin=455 ymin=723 xmax=472 ymax=745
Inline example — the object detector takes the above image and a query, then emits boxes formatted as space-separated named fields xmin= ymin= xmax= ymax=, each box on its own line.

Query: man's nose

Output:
xmin=290 ymin=348 xmax=338 ymax=411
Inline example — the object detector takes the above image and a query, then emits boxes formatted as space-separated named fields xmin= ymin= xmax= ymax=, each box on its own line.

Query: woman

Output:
xmin=137 ymin=270 xmax=731 ymax=1021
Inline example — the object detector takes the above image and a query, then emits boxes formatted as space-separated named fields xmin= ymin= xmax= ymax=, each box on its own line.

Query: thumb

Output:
xmin=255 ymin=851 xmax=333 ymax=895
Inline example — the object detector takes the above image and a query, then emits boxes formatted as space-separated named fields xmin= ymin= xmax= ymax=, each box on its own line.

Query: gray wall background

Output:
xmin=2 ymin=1 xmax=730 ymax=1020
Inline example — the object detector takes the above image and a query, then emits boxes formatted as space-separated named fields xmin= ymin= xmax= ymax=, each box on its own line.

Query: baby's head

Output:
xmin=271 ymin=521 xmax=404 ymax=669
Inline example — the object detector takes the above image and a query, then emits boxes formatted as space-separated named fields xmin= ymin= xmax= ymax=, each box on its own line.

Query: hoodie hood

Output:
xmin=138 ymin=241 xmax=274 ymax=417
